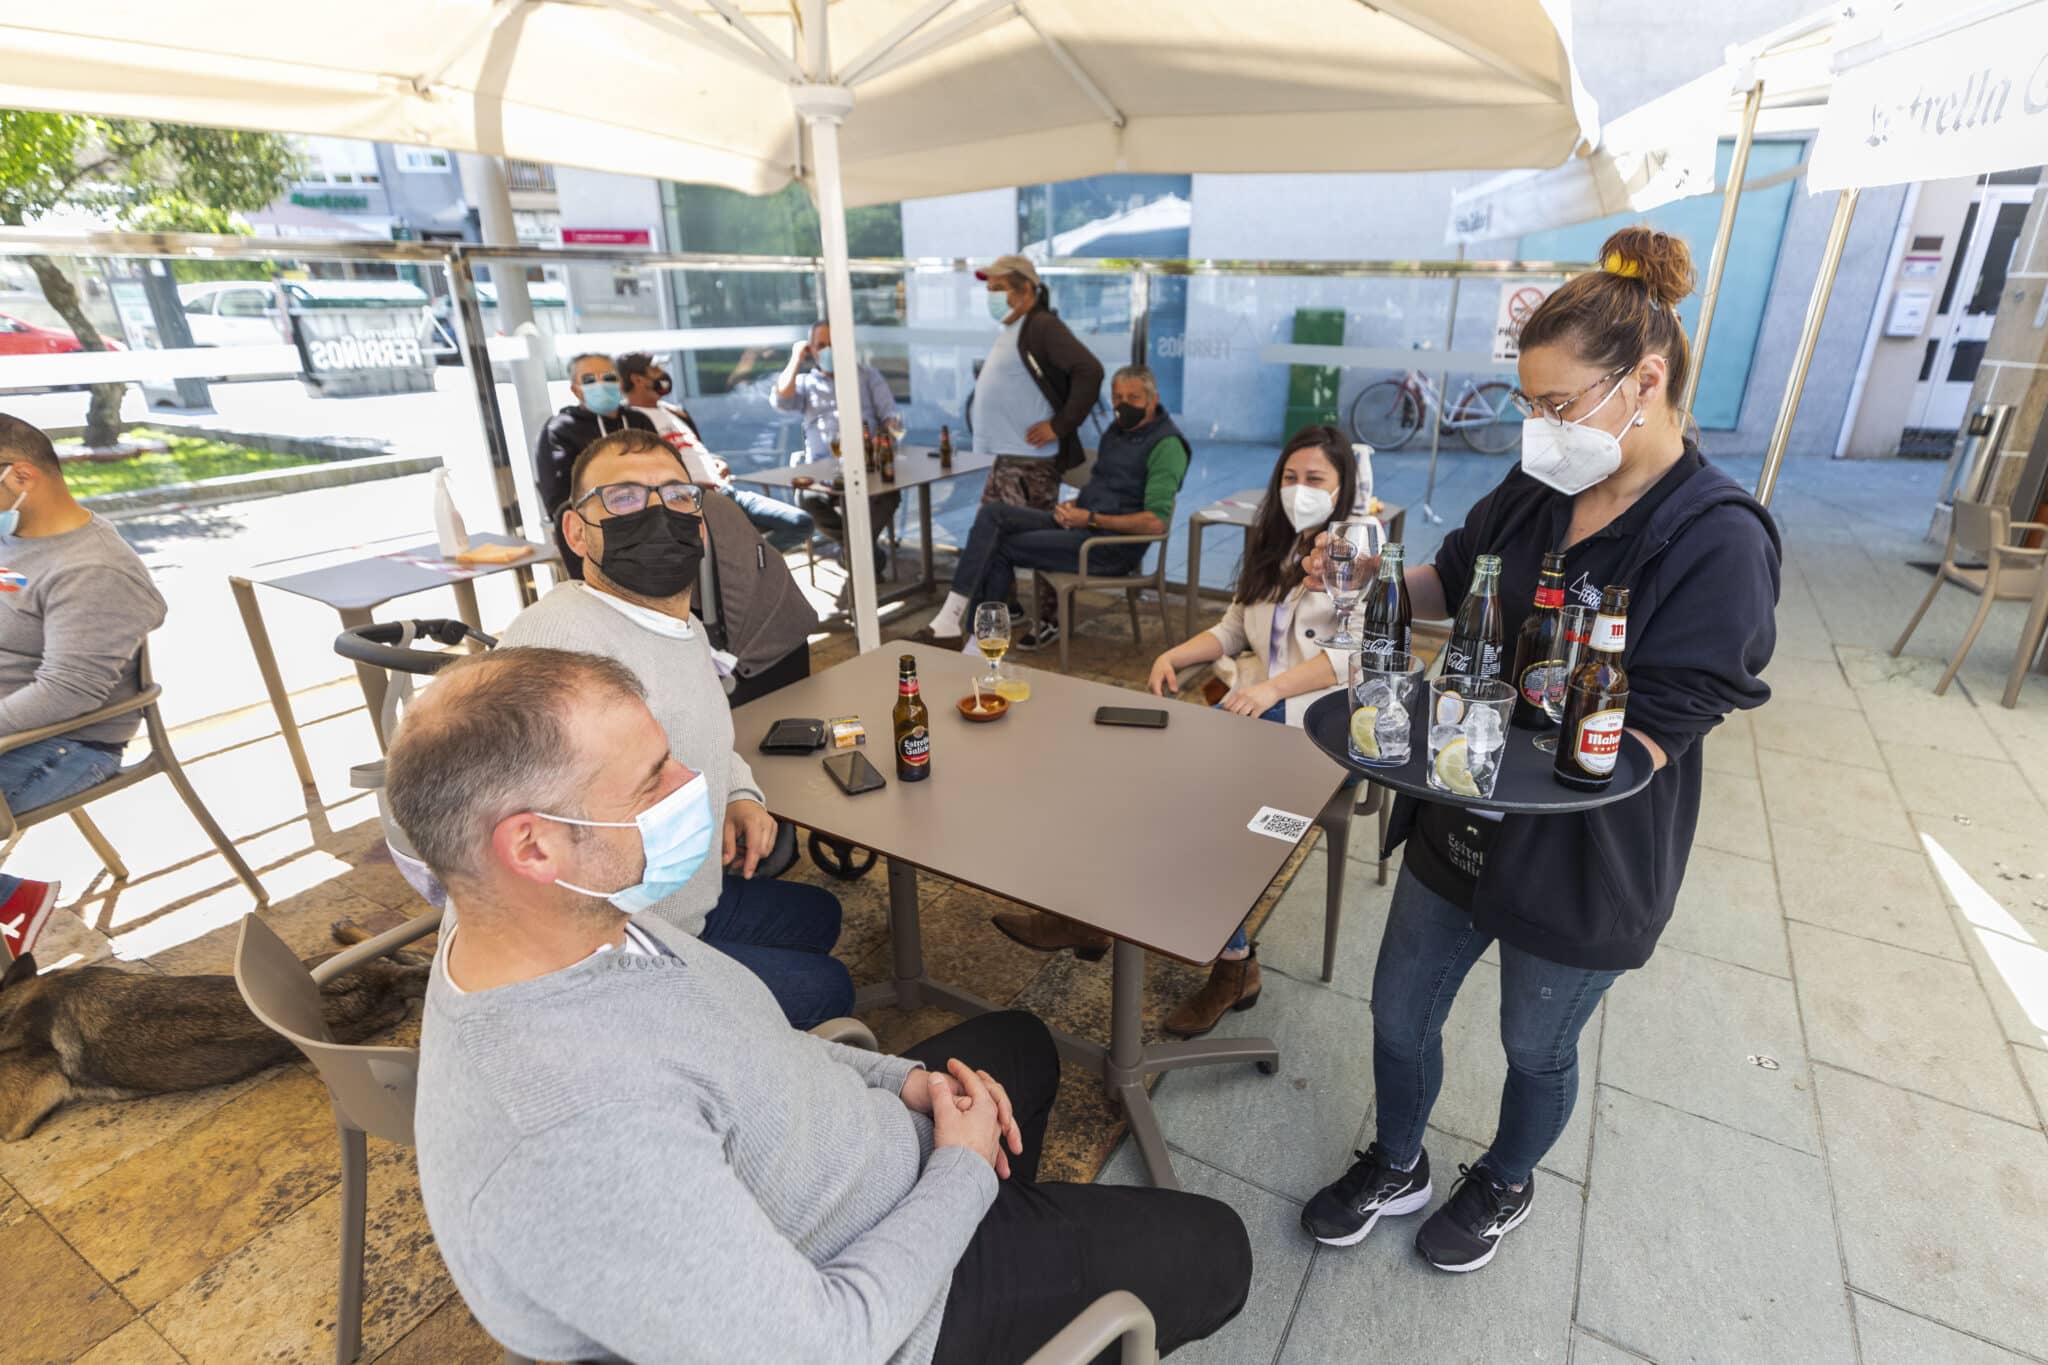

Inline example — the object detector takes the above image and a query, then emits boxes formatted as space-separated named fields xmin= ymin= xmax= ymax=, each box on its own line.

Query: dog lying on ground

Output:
xmin=0 ymin=922 xmax=430 ymax=1141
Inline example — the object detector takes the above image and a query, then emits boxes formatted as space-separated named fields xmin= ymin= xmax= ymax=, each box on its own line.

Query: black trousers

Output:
xmin=904 ymin=1012 xmax=1253 ymax=1365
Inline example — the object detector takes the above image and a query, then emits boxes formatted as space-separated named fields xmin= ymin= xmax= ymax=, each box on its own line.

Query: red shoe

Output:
xmin=0 ymin=879 xmax=60 ymax=964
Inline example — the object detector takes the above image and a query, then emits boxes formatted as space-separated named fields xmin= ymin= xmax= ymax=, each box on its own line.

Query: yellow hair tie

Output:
xmin=1603 ymin=252 xmax=1642 ymax=279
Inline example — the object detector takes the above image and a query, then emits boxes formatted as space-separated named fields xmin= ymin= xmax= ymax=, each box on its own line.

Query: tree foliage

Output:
xmin=0 ymin=111 xmax=302 ymax=229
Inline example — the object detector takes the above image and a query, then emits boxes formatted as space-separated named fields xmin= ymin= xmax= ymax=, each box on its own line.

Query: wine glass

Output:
xmin=1323 ymin=520 xmax=1377 ymax=648
xmin=973 ymin=602 xmax=1021 ymax=701
xmin=1534 ymin=603 xmax=1595 ymax=752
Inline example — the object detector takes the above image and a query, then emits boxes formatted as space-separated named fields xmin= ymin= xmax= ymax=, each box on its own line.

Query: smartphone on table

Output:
xmin=1095 ymin=706 xmax=1169 ymax=729
xmin=823 ymin=750 xmax=888 ymax=795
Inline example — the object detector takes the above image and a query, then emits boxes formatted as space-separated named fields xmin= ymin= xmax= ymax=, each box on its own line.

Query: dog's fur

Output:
xmin=0 ymin=922 xmax=430 ymax=1141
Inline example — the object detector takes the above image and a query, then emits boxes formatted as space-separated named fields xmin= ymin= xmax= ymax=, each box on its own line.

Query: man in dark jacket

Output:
xmin=970 ymin=255 xmax=1105 ymax=508
xmin=534 ymin=352 xmax=655 ymax=579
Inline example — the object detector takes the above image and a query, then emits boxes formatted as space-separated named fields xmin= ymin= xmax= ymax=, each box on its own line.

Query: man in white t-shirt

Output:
xmin=617 ymin=352 xmax=813 ymax=553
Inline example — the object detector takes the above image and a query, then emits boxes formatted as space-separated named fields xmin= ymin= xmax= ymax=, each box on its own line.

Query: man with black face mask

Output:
xmin=912 ymin=365 xmax=1189 ymax=653
xmin=495 ymin=430 xmax=852 ymax=1028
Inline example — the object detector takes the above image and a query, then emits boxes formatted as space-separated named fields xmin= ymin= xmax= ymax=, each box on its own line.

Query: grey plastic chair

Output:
xmin=1892 ymin=498 xmax=2048 ymax=702
xmin=1023 ymin=1290 xmax=1160 ymax=1365
xmin=0 ymin=641 xmax=266 ymax=903
xmin=1313 ymin=782 xmax=1392 ymax=983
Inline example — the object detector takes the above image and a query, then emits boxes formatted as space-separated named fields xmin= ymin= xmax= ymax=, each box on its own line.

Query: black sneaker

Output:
xmin=1301 ymin=1144 xmax=1432 ymax=1247
xmin=1415 ymin=1164 xmax=1533 ymax=1272
xmin=1015 ymin=620 xmax=1060 ymax=653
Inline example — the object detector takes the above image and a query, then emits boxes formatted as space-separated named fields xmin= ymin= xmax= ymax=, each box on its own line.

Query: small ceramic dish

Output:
xmin=957 ymin=694 xmax=1009 ymax=722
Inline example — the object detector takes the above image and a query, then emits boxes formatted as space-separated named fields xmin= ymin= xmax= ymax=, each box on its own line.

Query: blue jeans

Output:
xmin=701 ymin=873 xmax=854 ymax=1029
xmin=730 ymin=487 xmax=815 ymax=553
xmin=1371 ymin=867 xmax=1621 ymax=1186
xmin=0 ymin=736 xmax=121 ymax=815
xmin=948 ymin=504 xmax=1142 ymax=609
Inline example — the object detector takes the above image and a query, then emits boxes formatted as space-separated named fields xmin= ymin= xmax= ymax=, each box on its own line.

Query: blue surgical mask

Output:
xmin=583 ymin=380 xmax=625 ymax=417
xmin=814 ymin=345 xmax=834 ymax=374
xmin=541 ymin=772 xmax=714 ymax=914
xmin=0 ymin=478 xmax=23 ymax=537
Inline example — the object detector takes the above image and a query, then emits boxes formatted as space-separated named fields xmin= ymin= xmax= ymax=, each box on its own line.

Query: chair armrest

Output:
xmin=810 ymin=1017 xmax=878 ymax=1050
xmin=2011 ymin=521 xmax=2048 ymax=536
xmin=1078 ymin=532 xmax=1168 ymax=578
xmin=310 ymin=908 xmax=445 ymax=986
xmin=1023 ymin=1291 xmax=1157 ymax=1365
xmin=0 ymin=685 xmax=161 ymax=757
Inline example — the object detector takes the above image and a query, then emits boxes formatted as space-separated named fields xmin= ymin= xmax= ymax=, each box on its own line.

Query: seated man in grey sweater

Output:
xmin=0 ymin=414 xmax=167 ymax=962
xmin=391 ymin=646 xmax=1252 ymax=1364
xmin=496 ymin=429 xmax=850 ymax=1027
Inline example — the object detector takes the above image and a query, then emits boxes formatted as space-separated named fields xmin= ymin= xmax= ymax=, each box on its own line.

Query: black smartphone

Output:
xmin=823 ymin=750 xmax=887 ymax=795
xmin=1095 ymin=706 xmax=1169 ymax=729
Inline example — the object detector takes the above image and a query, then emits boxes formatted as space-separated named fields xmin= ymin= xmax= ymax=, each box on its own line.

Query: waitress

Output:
xmin=1297 ymin=227 xmax=1780 ymax=1274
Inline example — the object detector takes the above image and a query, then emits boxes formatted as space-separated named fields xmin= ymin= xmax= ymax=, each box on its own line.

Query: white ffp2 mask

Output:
xmin=1519 ymin=373 xmax=1638 ymax=495
xmin=1278 ymin=484 xmax=1336 ymax=534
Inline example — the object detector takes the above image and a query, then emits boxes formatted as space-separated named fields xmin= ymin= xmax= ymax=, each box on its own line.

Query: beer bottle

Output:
xmin=1509 ymin=550 xmax=1568 ymax=730
xmin=879 ymin=426 xmax=896 ymax=484
xmin=1357 ymin=542 xmax=1410 ymax=663
xmin=1441 ymin=554 xmax=1504 ymax=680
xmin=938 ymin=424 xmax=954 ymax=469
xmin=1554 ymin=585 xmax=1630 ymax=791
xmin=863 ymin=422 xmax=877 ymax=474
xmin=893 ymin=654 xmax=932 ymax=781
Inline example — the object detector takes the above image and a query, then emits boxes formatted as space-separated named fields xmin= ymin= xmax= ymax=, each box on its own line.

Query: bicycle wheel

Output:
xmin=1349 ymin=379 xmax=1422 ymax=451
xmin=1456 ymin=381 xmax=1523 ymax=455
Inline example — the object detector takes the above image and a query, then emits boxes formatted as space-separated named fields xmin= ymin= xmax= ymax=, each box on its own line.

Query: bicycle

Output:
xmin=1347 ymin=344 xmax=1521 ymax=455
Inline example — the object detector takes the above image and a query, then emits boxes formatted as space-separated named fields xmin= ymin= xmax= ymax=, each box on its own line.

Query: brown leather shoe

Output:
xmin=992 ymin=910 xmax=1111 ymax=961
xmin=1164 ymin=951 xmax=1263 ymax=1038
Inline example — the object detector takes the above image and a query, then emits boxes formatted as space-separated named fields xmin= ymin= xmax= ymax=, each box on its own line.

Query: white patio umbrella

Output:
xmin=0 ymin=0 xmax=1600 ymax=649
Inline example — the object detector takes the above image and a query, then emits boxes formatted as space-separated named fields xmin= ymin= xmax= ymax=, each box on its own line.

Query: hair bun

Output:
xmin=1598 ymin=226 xmax=1695 ymax=310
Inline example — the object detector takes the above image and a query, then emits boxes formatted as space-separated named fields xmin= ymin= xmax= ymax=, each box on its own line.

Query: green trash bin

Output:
xmin=1282 ymin=307 xmax=1345 ymax=439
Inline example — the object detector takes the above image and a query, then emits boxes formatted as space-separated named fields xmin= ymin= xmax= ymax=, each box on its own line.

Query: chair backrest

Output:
xmin=233 ymin=914 xmax=421 ymax=1146
xmin=1952 ymin=499 xmax=2009 ymax=559
xmin=1062 ymin=446 xmax=1100 ymax=490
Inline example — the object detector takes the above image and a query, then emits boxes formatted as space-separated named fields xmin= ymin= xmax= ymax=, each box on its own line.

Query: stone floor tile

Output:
xmin=1700 ymin=711 xmax=1757 ymax=777
xmin=0 ymin=1068 xmax=275 ymax=1207
xmin=1883 ymin=746 xmax=2048 ymax=838
xmin=1816 ymin=1066 xmax=2048 ymax=1359
xmin=150 ymin=1139 xmax=448 ymax=1365
xmin=1756 ymin=748 xmax=1918 ymax=851
xmin=1577 ymin=1088 xmax=1853 ymax=1365
xmin=1601 ymin=947 xmax=1817 ymax=1153
xmin=1948 ymin=910 xmax=2048 ymax=1052
xmin=1753 ymin=697 xmax=1887 ymax=769
xmin=1096 ymin=1141 xmax=1315 ymax=1365
xmin=1835 ymin=643 xmax=1954 ymax=693
xmin=2013 ymin=1045 xmax=2048 ymax=1131
xmin=3 ymin=1209 xmax=137 ymax=1363
xmin=1911 ymin=816 xmax=2048 ymax=942
xmin=1569 ymin=1333 xmax=1650 ymax=1364
xmin=1149 ymin=969 xmax=1374 ymax=1200
xmin=1252 ymin=844 xmax=1395 ymax=1002
xmin=1278 ymin=1129 xmax=1579 ymax=1365
xmin=1693 ymin=769 xmax=1772 ymax=859
xmin=1772 ymin=824 xmax=1963 ymax=960
xmin=74 ymin=1319 xmax=189 ymax=1365
xmin=1760 ymin=654 xmax=1859 ymax=710
xmin=1424 ymin=960 xmax=1601 ymax=1184
xmin=369 ymin=1293 xmax=503 ymax=1365
xmin=45 ymin=1067 xmax=340 ymax=1310
xmin=1849 ymin=678 xmax=2012 ymax=761
xmin=1853 ymin=1293 xmax=2033 ymax=1365
xmin=1660 ymin=846 xmax=1790 ymax=977
xmin=1789 ymin=922 xmax=2034 ymax=1123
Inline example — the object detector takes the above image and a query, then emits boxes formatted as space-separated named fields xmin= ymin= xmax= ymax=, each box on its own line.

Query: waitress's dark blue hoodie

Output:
xmin=1385 ymin=453 xmax=1781 ymax=970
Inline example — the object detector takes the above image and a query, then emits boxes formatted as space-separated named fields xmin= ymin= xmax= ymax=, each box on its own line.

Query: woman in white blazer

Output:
xmin=1147 ymin=424 xmax=1367 ymax=1035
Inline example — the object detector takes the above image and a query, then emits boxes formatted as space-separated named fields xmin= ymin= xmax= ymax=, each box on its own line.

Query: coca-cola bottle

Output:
xmin=1357 ymin=543 xmax=1410 ymax=664
xmin=1510 ymin=550 xmax=1568 ymax=729
xmin=1441 ymin=554 xmax=1504 ymax=680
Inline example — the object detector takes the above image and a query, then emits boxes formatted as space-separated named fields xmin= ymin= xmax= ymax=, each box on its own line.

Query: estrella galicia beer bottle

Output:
xmin=894 ymin=654 xmax=932 ymax=781
xmin=1554 ymin=585 xmax=1630 ymax=790
xmin=1510 ymin=550 xmax=1568 ymax=730
xmin=1358 ymin=542 xmax=1411 ymax=662
xmin=1441 ymin=554 xmax=1504 ymax=680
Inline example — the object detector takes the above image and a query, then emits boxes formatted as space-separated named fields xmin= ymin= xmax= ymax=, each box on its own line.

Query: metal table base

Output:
xmin=851 ymin=857 xmax=1279 ymax=1191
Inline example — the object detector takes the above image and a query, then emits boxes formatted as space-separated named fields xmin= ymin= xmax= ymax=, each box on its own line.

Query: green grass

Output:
xmin=59 ymin=428 xmax=318 ymax=498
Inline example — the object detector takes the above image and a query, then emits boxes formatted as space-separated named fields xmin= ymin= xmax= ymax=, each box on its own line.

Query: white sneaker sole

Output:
xmin=1313 ymin=1183 xmax=1433 ymax=1247
xmin=1424 ymin=1196 xmax=1533 ymax=1272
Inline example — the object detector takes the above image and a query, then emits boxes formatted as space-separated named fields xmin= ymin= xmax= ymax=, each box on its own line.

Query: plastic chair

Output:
xmin=1023 ymin=1291 xmax=1160 ymax=1365
xmin=1891 ymin=498 xmax=2048 ymax=699
xmin=1313 ymin=782 xmax=1392 ymax=983
xmin=0 ymin=641 xmax=266 ymax=903
xmin=1035 ymin=449 xmax=1174 ymax=672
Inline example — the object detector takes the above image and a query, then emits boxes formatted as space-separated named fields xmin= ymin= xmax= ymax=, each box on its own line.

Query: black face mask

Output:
xmin=587 ymin=503 xmax=704 ymax=599
xmin=1114 ymin=402 xmax=1148 ymax=431
xmin=653 ymin=372 xmax=673 ymax=397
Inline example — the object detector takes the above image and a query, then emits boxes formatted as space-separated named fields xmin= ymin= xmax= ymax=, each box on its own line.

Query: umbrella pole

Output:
xmin=796 ymin=84 xmax=881 ymax=653
xmin=1681 ymin=80 xmax=1763 ymax=422
xmin=1755 ymin=188 xmax=1859 ymax=509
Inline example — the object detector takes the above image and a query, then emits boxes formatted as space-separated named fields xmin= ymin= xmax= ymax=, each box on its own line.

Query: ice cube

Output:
xmin=1374 ymin=705 xmax=1410 ymax=758
xmin=1464 ymin=704 xmax=1505 ymax=754
xmin=1359 ymin=678 xmax=1397 ymax=709
xmin=1429 ymin=722 xmax=1462 ymax=756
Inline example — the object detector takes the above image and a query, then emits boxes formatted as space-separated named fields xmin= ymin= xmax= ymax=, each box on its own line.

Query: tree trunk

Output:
xmin=24 ymin=253 xmax=127 ymax=449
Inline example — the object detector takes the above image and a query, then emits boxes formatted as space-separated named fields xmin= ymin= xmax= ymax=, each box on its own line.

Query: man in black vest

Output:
xmin=912 ymin=365 xmax=1189 ymax=653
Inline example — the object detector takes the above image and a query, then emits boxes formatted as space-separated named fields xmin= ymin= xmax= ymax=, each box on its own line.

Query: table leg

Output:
xmin=851 ymin=857 xmax=1002 ymax=1018
xmin=452 ymin=578 xmax=483 ymax=632
xmin=1185 ymin=517 xmax=1205 ymax=640
xmin=229 ymin=577 xmax=316 ymax=789
xmin=919 ymin=484 xmax=935 ymax=594
xmin=337 ymin=607 xmax=394 ymax=750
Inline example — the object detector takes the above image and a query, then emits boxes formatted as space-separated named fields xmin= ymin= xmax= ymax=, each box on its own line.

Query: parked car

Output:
xmin=177 ymin=281 xmax=290 ymax=347
xmin=0 ymin=312 xmax=123 ymax=355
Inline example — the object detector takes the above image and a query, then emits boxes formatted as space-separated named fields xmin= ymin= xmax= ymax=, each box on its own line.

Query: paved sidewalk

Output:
xmin=1097 ymin=455 xmax=2048 ymax=1365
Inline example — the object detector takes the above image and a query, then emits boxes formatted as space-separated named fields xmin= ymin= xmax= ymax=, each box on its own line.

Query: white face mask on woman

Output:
xmin=1519 ymin=372 xmax=1643 ymax=495
xmin=1278 ymin=484 xmax=1335 ymax=534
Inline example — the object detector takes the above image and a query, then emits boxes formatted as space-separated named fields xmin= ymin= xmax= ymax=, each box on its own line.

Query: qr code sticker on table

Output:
xmin=1247 ymin=806 xmax=1313 ymax=842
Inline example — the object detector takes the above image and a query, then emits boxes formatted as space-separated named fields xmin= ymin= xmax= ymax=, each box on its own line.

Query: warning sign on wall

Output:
xmin=1493 ymin=284 xmax=1555 ymax=363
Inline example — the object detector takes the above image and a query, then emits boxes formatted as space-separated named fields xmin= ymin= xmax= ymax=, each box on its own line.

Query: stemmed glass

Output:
xmin=974 ymin=602 xmax=1028 ymax=701
xmin=1323 ymin=519 xmax=1379 ymax=648
xmin=1534 ymin=603 xmax=1595 ymax=752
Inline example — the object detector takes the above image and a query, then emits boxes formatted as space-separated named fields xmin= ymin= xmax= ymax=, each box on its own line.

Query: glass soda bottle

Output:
xmin=1510 ymin=550 xmax=1568 ymax=730
xmin=1357 ymin=543 xmax=1411 ymax=662
xmin=1441 ymin=554 xmax=1504 ymax=680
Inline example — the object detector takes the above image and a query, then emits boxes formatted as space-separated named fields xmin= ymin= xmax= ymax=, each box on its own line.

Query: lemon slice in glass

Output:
xmin=1433 ymin=736 xmax=1482 ymax=797
xmin=1349 ymin=705 xmax=1380 ymax=759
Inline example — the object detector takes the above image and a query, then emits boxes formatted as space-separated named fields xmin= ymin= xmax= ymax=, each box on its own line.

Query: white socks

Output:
xmin=928 ymin=592 xmax=970 ymax=637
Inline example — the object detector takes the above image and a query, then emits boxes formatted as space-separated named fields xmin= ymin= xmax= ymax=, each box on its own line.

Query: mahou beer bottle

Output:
xmin=1357 ymin=542 xmax=1411 ymax=662
xmin=893 ymin=654 xmax=932 ymax=781
xmin=1441 ymin=554 xmax=1504 ymax=680
xmin=1554 ymin=585 xmax=1630 ymax=791
xmin=1510 ymin=550 xmax=1569 ymax=730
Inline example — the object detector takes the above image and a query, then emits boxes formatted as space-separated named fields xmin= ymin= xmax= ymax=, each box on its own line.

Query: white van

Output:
xmin=177 ymin=281 xmax=288 ymax=347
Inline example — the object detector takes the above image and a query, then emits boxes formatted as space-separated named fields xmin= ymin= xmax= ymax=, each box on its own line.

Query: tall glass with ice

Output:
xmin=1349 ymin=649 xmax=1424 ymax=767
xmin=1427 ymin=676 xmax=1516 ymax=799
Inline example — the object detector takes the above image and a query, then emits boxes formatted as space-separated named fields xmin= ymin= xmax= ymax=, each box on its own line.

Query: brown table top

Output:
xmin=1193 ymin=491 xmax=1406 ymax=532
xmin=250 ymin=534 xmax=558 ymax=611
xmin=733 ymin=643 xmax=1348 ymax=964
xmin=728 ymin=445 xmax=999 ymax=495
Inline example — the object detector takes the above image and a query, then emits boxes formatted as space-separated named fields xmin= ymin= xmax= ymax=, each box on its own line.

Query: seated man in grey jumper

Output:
xmin=496 ymin=428 xmax=850 ymax=1028
xmin=391 ymin=646 xmax=1252 ymax=1365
